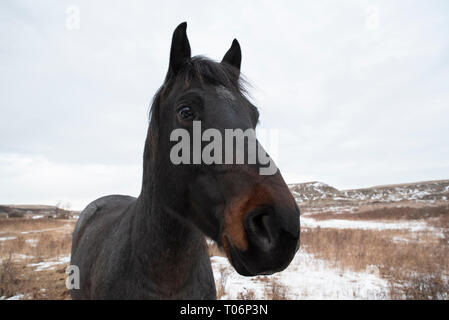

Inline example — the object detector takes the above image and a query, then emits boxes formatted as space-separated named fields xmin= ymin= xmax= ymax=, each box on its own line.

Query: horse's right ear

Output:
xmin=167 ymin=22 xmax=191 ymax=78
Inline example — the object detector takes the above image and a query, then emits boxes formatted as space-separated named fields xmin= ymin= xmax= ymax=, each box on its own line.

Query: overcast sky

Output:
xmin=1 ymin=0 xmax=448 ymax=209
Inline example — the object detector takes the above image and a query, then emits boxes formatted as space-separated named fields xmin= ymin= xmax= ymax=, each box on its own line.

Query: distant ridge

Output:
xmin=289 ymin=179 xmax=449 ymax=204
xmin=342 ymin=179 xmax=449 ymax=191
xmin=0 ymin=204 xmax=78 ymax=219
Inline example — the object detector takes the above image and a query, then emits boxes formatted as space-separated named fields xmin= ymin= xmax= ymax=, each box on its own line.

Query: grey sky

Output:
xmin=1 ymin=0 xmax=448 ymax=209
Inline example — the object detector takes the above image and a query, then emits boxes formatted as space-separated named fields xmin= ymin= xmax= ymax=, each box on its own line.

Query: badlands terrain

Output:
xmin=1 ymin=179 xmax=448 ymax=299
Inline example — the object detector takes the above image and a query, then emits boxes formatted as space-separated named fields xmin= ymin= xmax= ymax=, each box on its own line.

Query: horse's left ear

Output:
xmin=221 ymin=39 xmax=241 ymax=73
xmin=167 ymin=22 xmax=191 ymax=78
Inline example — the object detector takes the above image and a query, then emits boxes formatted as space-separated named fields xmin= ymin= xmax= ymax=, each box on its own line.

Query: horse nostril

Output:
xmin=245 ymin=209 xmax=276 ymax=249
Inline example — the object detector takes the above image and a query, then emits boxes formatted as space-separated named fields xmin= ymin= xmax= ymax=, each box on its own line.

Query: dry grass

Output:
xmin=236 ymin=288 xmax=257 ymax=300
xmin=2 ymin=208 xmax=448 ymax=300
xmin=207 ymin=241 xmax=226 ymax=258
xmin=0 ymin=227 xmax=73 ymax=261
xmin=389 ymin=273 xmax=448 ymax=299
xmin=0 ymin=218 xmax=67 ymax=234
xmin=0 ymin=218 xmax=75 ymax=299
xmin=0 ymin=253 xmax=21 ymax=297
xmin=263 ymin=277 xmax=289 ymax=300
xmin=216 ymin=265 xmax=231 ymax=299
xmin=34 ymin=233 xmax=72 ymax=260
xmin=301 ymin=226 xmax=449 ymax=299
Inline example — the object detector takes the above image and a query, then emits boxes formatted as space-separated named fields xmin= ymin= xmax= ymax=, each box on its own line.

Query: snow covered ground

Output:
xmin=211 ymin=251 xmax=389 ymax=300
xmin=4 ymin=293 xmax=26 ymax=300
xmin=301 ymin=216 xmax=437 ymax=232
xmin=211 ymin=211 xmax=446 ymax=300
xmin=300 ymin=216 xmax=446 ymax=240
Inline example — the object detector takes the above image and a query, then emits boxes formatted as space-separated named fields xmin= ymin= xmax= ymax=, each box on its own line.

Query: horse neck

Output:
xmin=135 ymin=182 xmax=204 ymax=260
xmin=131 ymin=137 xmax=206 ymax=294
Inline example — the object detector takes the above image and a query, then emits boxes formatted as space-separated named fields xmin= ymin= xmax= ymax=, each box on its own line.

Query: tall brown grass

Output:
xmin=301 ymin=227 xmax=449 ymax=299
xmin=0 ymin=219 xmax=75 ymax=299
xmin=0 ymin=253 xmax=20 ymax=297
xmin=263 ymin=277 xmax=289 ymax=300
xmin=216 ymin=265 xmax=231 ymax=299
xmin=0 ymin=218 xmax=70 ymax=233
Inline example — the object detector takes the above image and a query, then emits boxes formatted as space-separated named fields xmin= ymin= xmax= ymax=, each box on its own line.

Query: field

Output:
xmin=210 ymin=204 xmax=449 ymax=299
xmin=1 ymin=180 xmax=449 ymax=300
xmin=0 ymin=218 xmax=74 ymax=299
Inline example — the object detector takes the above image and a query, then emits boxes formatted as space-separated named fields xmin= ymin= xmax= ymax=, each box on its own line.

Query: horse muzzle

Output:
xmin=223 ymin=205 xmax=300 ymax=276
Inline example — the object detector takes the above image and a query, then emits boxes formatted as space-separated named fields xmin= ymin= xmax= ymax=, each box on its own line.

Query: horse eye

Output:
xmin=178 ymin=106 xmax=194 ymax=120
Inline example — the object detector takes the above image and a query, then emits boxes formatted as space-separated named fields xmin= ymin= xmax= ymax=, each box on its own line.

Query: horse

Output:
xmin=70 ymin=22 xmax=300 ymax=300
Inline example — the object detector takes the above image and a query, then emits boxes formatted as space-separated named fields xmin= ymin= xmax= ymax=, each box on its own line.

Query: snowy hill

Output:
xmin=289 ymin=180 xmax=449 ymax=204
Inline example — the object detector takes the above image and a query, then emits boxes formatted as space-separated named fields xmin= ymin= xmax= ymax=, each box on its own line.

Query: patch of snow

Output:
xmin=392 ymin=236 xmax=411 ymax=243
xmin=0 ymin=236 xmax=16 ymax=241
xmin=21 ymin=227 xmax=65 ymax=235
xmin=211 ymin=251 xmax=389 ymax=299
xmin=301 ymin=217 xmax=438 ymax=232
xmin=31 ymin=215 xmax=44 ymax=219
xmin=312 ymin=182 xmax=326 ymax=187
xmin=28 ymin=255 xmax=71 ymax=271
xmin=25 ymin=239 xmax=38 ymax=246
xmin=13 ymin=254 xmax=35 ymax=260
xmin=300 ymin=205 xmax=359 ymax=215
xmin=6 ymin=294 xmax=25 ymax=300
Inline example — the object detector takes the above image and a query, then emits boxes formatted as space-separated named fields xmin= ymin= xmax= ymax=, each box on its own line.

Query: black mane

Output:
xmin=151 ymin=56 xmax=248 ymax=117
xmin=166 ymin=56 xmax=246 ymax=93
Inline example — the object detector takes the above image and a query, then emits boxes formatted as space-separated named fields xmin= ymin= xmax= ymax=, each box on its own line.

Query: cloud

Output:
xmin=0 ymin=0 xmax=448 ymax=207
xmin=0 ymin=153 xmax=141 ymax=210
